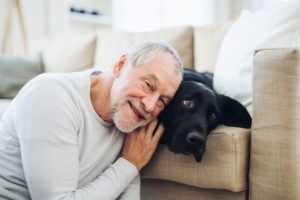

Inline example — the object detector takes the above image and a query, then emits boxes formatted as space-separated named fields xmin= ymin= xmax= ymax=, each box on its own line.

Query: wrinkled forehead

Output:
xmin=147 ymin=71 xmax=182 ymax=97
xmin=147 ymin=51 xmax=182 ymax=79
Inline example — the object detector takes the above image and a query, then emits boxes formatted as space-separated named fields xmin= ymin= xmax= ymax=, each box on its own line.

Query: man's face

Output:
xmin=110 ymin=52 xmax=182 ymax=133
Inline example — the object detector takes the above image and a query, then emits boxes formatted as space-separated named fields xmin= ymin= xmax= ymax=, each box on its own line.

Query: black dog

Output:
xmin=158 ymin=69 xmax=252 ymax=162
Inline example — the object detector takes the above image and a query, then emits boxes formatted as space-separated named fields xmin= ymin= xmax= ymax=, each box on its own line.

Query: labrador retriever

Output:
xmin=159 ymin=69 xmax=252 ymax=162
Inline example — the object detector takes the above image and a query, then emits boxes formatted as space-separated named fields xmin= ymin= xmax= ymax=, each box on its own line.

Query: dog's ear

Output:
xmin=158 ymin=102 xmax=171 ymax=124
xmin=218 ymin=95 xmax=252 ymax=128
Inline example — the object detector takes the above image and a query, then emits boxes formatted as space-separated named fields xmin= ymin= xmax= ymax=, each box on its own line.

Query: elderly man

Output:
xmin=0 ymin=41 xmax=183 ymax=199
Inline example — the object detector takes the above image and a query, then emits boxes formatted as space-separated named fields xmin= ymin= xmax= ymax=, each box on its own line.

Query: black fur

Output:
xmin=158 ymin=69 xmax=252 ymax=162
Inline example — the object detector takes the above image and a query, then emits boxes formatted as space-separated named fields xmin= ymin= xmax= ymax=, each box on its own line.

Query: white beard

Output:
xmin=110 ymin=97 xmax=151 ymax=133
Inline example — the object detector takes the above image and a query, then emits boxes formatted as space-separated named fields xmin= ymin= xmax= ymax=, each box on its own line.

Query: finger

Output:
xmin=146 ymin=119 xmax=158 ymax=140
xmin=151 ymin=123 xmax=164 ymax=144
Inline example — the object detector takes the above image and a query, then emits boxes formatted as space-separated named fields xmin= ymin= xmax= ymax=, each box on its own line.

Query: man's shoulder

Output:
xmin=29 ymin=73 xmax=69 ymax=87
xmin=24 ymin=72 xmax=82 ymax=94
xmin=14 ymin=72 xmax=84 ymax=118
xmin=16 ymin=72 xmax=79 ymax=103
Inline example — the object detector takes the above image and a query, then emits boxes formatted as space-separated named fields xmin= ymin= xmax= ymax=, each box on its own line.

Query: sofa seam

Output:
xmin=235 ymin=136 xmax=238 ymax=192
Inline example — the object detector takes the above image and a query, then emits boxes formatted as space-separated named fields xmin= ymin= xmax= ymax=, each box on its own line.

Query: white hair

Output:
xmin=124 ymin=41 xmax=184 ymax=77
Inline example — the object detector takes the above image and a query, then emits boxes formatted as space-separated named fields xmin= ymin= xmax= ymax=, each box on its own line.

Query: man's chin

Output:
xmin=112 ymin=109 xmax=152 ymax=132
xmin=114 ymin=119 xmax=141 ymax=133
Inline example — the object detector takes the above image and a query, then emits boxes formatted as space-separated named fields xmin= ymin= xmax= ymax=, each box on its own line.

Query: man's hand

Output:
xmin=121 ymin=120 xmax=164 ymax=171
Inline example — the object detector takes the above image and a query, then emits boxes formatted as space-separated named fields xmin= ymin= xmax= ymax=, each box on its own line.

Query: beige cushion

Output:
xmin=94 ymin=26 xmax=193 ymax=72
xmin=250 ymin=48 xmax=300 ymax=200
xmin=193 ymin=22 xmax=231 ymax=72
xmin=141 ymin=125 xmax=250 ymax=192
xmin=142 ymin=180 xmax=246 ymax=200
xmin=42 ymin=33 xmax=97 ymax=72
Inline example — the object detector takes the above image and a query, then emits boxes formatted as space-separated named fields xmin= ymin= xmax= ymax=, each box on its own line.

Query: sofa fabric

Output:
xmin=94 ymin=26 xmax=194 ymax=71
xmin=42 ymin=33 xmax=97 ymax=72
xmin=0 ymin=53 xmax=43 ymax=99
xmin=193 ymin=22 xmax=231 ymax=72
xmin=141 ymin=125 xmax=250 ymax=192
xmin=250 ymin=48 xmax=300 ymax=200
xmin=141 ymin=179 xmax=247 ymax=200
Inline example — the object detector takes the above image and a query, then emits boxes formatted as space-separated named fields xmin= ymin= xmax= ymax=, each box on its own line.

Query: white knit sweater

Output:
xmin=0 ymin=69 xmax=140 ymax=200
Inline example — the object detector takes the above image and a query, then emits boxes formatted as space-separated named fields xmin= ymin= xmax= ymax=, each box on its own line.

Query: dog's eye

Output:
xmin=209 ymin=113 xmax=218 ymax=121
xmin=182 ymin=100 xmax=194 ymax=108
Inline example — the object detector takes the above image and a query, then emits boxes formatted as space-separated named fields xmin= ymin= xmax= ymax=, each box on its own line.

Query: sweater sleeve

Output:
xmin=14 ymin=76 xmax=138 ymax=200
xmin=117 ymin=173 xmax=141 ymax=200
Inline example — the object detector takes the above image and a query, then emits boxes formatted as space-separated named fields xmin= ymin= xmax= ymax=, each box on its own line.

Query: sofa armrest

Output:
xmin=141 ymin=125 xmax=250 ymax=192
xmin=250 ymin=48 xmax=300 ymax=200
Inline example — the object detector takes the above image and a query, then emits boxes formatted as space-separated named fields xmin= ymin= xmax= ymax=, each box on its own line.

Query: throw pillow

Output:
xmin=42 ymin=32 xmax=96 ymax=72
xmin=0 ymin=53 xmax=44 ymax=99
xmin=193 ymin=22 xmax=232 ymax=72
xmin=213 ymin=0 xmax=300 ymax=115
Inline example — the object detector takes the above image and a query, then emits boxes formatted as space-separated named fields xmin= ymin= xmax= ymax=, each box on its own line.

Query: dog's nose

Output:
xmin=186 ymin=132 xmax=204 ymax=145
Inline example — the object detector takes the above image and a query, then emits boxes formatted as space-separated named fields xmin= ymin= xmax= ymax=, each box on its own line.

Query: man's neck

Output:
xmin=90 ymin=72 xmax=113 ymax=123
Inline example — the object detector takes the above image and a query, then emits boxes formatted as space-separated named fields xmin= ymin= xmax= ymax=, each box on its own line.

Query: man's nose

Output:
xmin=141 ymin=94 xmax=159 ymax=113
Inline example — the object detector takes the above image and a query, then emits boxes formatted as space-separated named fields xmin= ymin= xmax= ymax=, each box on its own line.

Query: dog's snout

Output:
xmin=186 ymin=132 xmax=204 ymax=145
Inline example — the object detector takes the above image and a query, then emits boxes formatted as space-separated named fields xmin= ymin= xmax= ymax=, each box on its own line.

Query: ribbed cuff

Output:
xmin=113 ymin=157 xmax=138 ymax=181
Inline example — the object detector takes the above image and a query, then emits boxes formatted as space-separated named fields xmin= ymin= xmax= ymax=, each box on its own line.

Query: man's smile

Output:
xmin=128 ymin=100 xmax=145 ymax=121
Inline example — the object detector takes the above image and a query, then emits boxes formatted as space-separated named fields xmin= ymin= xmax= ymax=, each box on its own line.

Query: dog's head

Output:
xmin=158 ymin=81 xmax=251 ymax=162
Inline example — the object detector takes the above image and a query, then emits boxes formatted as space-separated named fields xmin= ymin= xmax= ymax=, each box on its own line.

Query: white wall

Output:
xmin=0 ymin=0 xmax=47 ymax=56
xmin=0 ymin=0 xmax=288 ymax=56
xmin=0 ymin=0 xmax=4 ymax=51
xmin=112 ymin=0 xmax=161 ymax=32
xmin=232 ymin=0 xmax=289 ymax=16
xmin=0 ymin=0 xmax=68 ymax=57
xmin=0 ymin=0 xmax=113 ymax=56
xmin=113 ymin=0 xmax=234 ymax=32
xmin=113 ymin=0 xmax=290 ymax=32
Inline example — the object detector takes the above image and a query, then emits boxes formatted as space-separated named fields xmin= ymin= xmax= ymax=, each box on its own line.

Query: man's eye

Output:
xmin=161 ymin=98 xmax=169 ymax=106
xmin=182 ymin=100 xmax=194 ymax=108
xmin=157 ymin=101 xmax=165 ymax=110
xmin=144 ymin=81 xmax=152 ymax=90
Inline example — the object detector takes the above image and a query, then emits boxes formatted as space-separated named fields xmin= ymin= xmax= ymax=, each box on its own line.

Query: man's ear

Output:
xmin=218 ymin=95 xmax=252 ymax=128
xmin=113 ymin=54 xmax=127 ymax=78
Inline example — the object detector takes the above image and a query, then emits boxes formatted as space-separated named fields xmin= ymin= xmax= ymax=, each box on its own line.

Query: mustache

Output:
xmin=128 ymin=97 xmax=152 ymax=120
xmin=110 ymin=97 xmax=152 ymax=121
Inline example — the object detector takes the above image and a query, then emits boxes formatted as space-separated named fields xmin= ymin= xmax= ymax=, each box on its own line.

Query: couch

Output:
xmin=0 ymin=23 xmax=299 ymax=200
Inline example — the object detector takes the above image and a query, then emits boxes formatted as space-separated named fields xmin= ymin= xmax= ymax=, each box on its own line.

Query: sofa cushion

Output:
xmin=193 ymin=22 xmax=231 ymax=72
xmin=142 ymin=180 xmax=247 ymax=200
xmin=0 ymin=53 xmax=43 ymax=99
xmin=141 ymin=125 xmax=250 ymax=192
xmin=94 ymin=26 xmax=193 ymax=72
xmin=42 ymin=33 xmax=97 ymax=72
